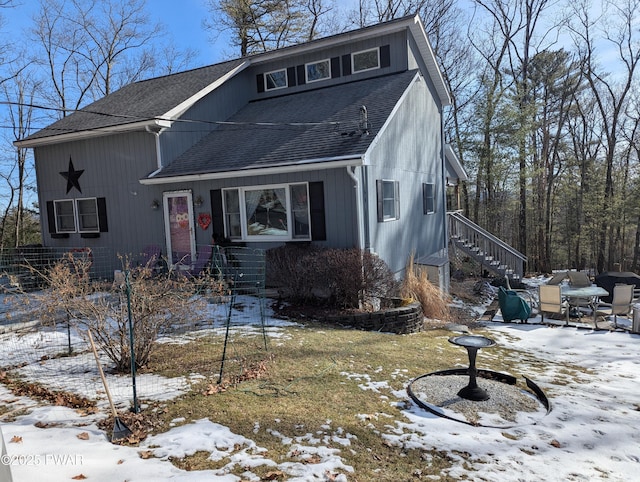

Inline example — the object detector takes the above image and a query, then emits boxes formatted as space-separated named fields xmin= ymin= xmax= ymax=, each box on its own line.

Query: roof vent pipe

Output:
xmin=359 ymin=105 xmax=369 ymax=136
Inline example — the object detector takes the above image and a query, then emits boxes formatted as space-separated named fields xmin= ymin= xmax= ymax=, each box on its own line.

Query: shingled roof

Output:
xmin=16 ymin=59 xmax=246 ymax=145
xmin=143 ymin=70 xmax=420 ymax=182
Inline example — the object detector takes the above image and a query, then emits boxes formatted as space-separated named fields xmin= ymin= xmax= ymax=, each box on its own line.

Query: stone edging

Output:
xmin=324 ymin=301 xmax=424 ymax=334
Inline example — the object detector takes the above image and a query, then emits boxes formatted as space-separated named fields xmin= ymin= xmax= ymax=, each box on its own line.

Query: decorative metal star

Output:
xmin=60 ymin=157 xmax=84 ymax=194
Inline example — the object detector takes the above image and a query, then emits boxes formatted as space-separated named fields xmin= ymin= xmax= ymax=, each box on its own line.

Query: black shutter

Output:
xmin=46 ymin=201 xmax=56 ymax=233
xmin=376 ymin=180 xmax=383 ymax=222
xmin=308 ymin=182 xmax=326 ymax=241
xmin=256 ymin=73 xmax=265 ymax=93
xmin=210 ymin=189 xmax=224 ymax=238
xmin=380 ymin=44 xmax=391 ymax=68
xmin=97 ymin=197 xmax=108 ymax=232
xmin=341 ymin=54 xmax=351 ymax=76
xmin=330 ymin=57 xmax=341 ymax=78
xmin=287 ymin=67 xmax=297 ymax=87
xmin=296 ymin=65 xmax=306 ymax=85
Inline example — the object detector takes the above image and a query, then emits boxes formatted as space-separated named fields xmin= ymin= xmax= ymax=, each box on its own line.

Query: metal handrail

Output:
xmin=448 ymin=211 xmax=527 ymax=278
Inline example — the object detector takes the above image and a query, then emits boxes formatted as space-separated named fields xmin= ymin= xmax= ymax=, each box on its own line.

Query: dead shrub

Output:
xmin=34 ymin=253 xmax=221 ymax=373
xmin=400 ymin=254 xmax=451 ymax=322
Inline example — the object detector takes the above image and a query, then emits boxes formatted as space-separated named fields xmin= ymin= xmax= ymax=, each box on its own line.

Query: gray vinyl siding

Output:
xmin=34 ymin=131 xmax=166 ymax=271
xmin=157 ymin=168 xmax=358 ymax=250
xmin=159 ymin=73 xmax=253 ymax=164
xmin=364 ymin=75 xmax=444 ymax=275
xmin=251 ymin=31 xmax=408 ymax=100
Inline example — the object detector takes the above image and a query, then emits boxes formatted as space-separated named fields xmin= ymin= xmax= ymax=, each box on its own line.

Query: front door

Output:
xmin=163 ymin=191 xmax=196 ymax=267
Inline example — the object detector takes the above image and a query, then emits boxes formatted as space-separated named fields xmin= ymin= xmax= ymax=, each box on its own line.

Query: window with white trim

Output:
xmin=305 ymin=59 xmax=330 ymax=83
xmin=50 ymin=197 xmax=105 ymax=234
xmin=377 ymin=180 xmax=400 ymax=222
xmin=54 ymin=200 xmax=76 ymax=233
xmin=423 ymin=183 xmax=435 ymax=214
xmin=352 ymin=48 xmax=380 ymax=73
xmin=77 ymin=198 xmax=99 ymax=232
xmin=265 ymin=68 xmax=287 ymax=91
xmin=223 ymin=183 xmax=311 ymax=241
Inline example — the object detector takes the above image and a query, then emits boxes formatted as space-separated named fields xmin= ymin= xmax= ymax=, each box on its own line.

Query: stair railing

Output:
xmin=448 ymin=211 xmax=527 ymax=279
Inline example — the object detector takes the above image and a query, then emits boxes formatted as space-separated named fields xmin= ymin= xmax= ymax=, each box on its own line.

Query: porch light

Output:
xmin=151 ymin=199 xmax=160 ymax=210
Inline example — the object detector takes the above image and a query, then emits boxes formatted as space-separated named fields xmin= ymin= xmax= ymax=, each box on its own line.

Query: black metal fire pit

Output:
xmin=449 ymin=335 xmax=496 ymax=401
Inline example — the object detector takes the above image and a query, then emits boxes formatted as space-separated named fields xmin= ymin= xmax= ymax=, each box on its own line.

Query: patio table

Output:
xmin=561 ymin=285 xmax=609 ymax=321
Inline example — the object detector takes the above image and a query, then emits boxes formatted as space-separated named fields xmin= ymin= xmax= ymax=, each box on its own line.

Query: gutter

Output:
xmin=139 ymin=155 xmax=364 ymax=185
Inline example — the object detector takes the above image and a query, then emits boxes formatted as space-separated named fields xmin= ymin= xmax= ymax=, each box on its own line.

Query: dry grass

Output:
xmin=128 ymin=322 xmax=499 ymax=480
xmin=401 ymin=254 xmax=451 ymax=322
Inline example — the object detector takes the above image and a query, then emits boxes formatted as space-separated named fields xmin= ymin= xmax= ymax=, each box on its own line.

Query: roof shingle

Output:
xmin=152 ymin=70 xmax=419 ymax=178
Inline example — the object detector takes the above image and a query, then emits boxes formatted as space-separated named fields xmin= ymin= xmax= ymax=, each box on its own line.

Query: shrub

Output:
xmin=33 ymin=253 xmax=221 ymax=372
xmin=267 ymin=246 xmax=398 ymax=310
xmin=400 ymin=254 xmax=451 ymax=321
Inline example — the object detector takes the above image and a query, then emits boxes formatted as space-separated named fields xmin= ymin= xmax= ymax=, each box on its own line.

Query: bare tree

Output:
xmin=31 ymin=0 xmax=190 ymax=119
xmin=567 ymin=0 xmax=640 ymax=272
xmin=1 ymin=68 xmax=41 ymax=247
xmin=205 ymin=0 xmax=328 ymax=56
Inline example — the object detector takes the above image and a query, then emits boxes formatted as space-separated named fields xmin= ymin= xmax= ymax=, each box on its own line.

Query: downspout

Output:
xmin=145 ymin=126 xmax=166 ymax=177
xmin=440 ymin=110 xmax=448 ymax=257
xmin=347 ymin=165 xmax=365 ymax=251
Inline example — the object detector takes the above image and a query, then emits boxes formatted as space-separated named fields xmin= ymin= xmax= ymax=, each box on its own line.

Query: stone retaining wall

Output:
xmin=324 ymin=301 xmax=424 ymax=334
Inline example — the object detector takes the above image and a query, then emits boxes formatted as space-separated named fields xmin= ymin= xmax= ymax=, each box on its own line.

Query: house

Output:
xmin=16 ymin=14 xmax=467 ymax=292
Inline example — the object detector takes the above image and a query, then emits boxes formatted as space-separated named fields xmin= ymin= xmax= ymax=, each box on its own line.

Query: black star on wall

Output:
xmin=60 ymin=157 xmax=84 ymax=194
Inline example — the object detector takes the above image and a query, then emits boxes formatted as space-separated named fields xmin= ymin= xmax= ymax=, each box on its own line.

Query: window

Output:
xmin=352 ymin=48 xmax=380 ymax=73
xmin=48 ymin=197 xmax=107 ymax=236
xmin=265 ymin=68 xmax=287 ymax=91
xmin=223 ymin=183 xmax=311 ymax=241
xmin=305 ymin=59 xmax=331 ymax=83
xmin=377 ymin=180 xmax=400 ymax=222
xmin=77 ymin=198 xmax=99 ymax=232
xmin=423 ymin=183 xmax=435 ymax=214
xmin=54 ymin=200 xmax=76 ymax=232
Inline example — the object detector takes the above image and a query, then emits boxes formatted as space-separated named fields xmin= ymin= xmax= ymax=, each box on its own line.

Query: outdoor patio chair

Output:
xmin=568 ymin=271 xmax=591 ymax=287
xmin=139 ymin=244 xmax=161 ymax=269
xmin=539 ymin=284 xmax=570 ymax=325
xmin=593 ymin=284 xmax=634 ymax=330
xmin=498 ymin=286 xmax=532 ymax=323
xmin=181 ymin=244 xmax=213 ymax=278
xmin=566 ymin=271 xmax=594 ymax=318
xmin=546 ymin=271 xmax=568 ymax=285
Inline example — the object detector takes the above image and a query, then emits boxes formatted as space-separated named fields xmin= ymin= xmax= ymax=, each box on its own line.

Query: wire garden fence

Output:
xmin=0 ymin=245 xmax=269 ymax=413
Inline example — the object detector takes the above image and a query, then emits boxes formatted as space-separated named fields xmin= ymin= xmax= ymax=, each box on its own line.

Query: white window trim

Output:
xmin=305 ymin=59 xmax=331 ymax=83
xmin=76 ymin=197 xmax=100 ymax=233
xmin=52 ymin=197 xmax=100 ymax=234
xmin=380 ymin=179 xmax=400 ymax=222
xmin=264 ymin=68 xmax=288 ymax=91
xmin=352 ymin=47 xmax=380 ymax=74
xmin=222 ymin=183 xmax=311 ymax=242
xmin=53 ymin=199 xmax=77 ymax=233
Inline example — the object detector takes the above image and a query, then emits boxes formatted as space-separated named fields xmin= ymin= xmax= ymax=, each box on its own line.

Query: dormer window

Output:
xmin=352 ymin=48 xmax=380 ymax=73
xmin=305 ymin=59 xmax=331 ymax=83
xmin=265 ymin=68 xmax=287 ymax=91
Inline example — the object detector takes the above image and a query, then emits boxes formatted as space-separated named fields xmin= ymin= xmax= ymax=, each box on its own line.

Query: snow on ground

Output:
xmin=1 ymin=286 xmax=640 ymax=481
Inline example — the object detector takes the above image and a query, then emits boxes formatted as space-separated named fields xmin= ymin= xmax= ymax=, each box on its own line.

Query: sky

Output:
xmin=1 ymin=279 xmax=640 ymax=481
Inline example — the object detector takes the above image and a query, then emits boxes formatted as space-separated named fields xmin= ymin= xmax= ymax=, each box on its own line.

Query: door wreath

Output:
xmin=198 ymin=212 xmax=211 ymax=230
